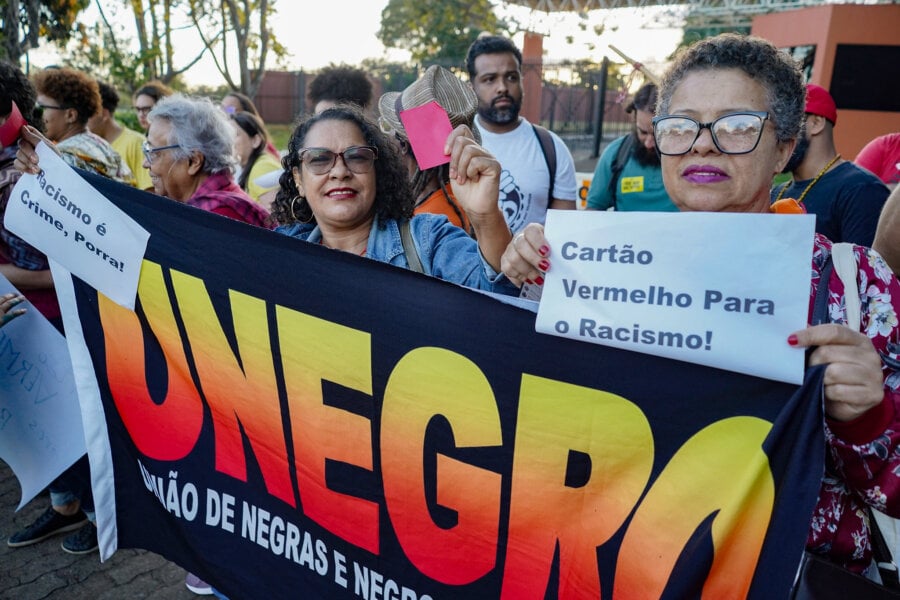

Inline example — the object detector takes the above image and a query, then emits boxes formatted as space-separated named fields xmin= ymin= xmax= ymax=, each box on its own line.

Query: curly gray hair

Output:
xmin=657 ymin=33 xmax=805 ymax=144
xmin=148 ymin=94 xmax=236 ymax=174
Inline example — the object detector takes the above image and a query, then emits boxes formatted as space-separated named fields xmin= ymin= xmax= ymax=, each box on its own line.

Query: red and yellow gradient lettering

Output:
xmin=168 ymin=270 xmax=294 ymax=507
xmin=99 ymin=260 xmax=203 ymax=460
xmin=614 ymin=417 xmax=773 ymax=599
xmin=502 ymin=375 xmax=653 ymax=600
xmin=382 ymin=347 xmax=502 ymax=584
xmin=276 ymin=306 xmax=379 ymax=554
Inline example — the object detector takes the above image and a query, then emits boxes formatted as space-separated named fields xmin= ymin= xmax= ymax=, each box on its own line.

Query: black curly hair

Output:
xmin=0 ymin=60 xmax=40 ymax=129
xmin=32 ymin=67 xmax=101 ymax=125
xmin=271 ymin=105 xmax=413 ymax=226
xmin=307 ymin=65 xmax=373 ymax=110
xmin=96 ymin=80 xmax=120 ymax=112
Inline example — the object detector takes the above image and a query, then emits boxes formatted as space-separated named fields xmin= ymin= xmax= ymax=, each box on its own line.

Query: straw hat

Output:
xmin=378 ymin=65 xmax=480 ymax=143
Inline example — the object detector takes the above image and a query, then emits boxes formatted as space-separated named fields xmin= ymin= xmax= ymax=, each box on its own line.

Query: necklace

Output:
xmin=775 ymin=154 xmax=841 ymax=204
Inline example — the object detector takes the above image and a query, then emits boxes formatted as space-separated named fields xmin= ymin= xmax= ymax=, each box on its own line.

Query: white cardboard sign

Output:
xmin=4 ymin=142 xmax=149 ymax=309
xmin=535 ymin=211 xmax=816 ymax=384
xmin=0 ymin=274 xmax=86 ymax=509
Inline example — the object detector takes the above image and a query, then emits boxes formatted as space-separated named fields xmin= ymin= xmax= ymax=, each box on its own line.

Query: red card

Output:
xmin=0 ymin=101 xmax=25 ymax=148
xmin=398 ymin=101 xmax=454 ymax=170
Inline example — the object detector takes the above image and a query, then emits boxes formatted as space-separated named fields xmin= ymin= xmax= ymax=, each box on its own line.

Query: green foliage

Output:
xmin=0 ymin=0 xmax=89 ymax=62
xmin=266 ymin=122 xmax=292 ymax=153
xmin=67 ymin=22 xmax=145 ymax=95
xmin=360 ymin=57 xmax=420 ymax=94
xmin=115 ymin=108 xmax=142 ymax=132
xmin=377 ymin=0 xmax=512 ymax=66
xmin=189 ymin=82 xmax=233 ymax=100
xmin=671 ymin=12 xmax=750 ymax=57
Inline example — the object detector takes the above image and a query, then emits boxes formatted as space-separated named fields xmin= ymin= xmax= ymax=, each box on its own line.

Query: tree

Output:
xmin=66 ymin=0 xmax=285 ymax=97
xmin=126 ymin=0 xmax=206 ymax=85
xmin=1 ymin=0 xmax=89 ymax=63
xmin=187 ymin=0 xmax=287 ymax=97
xmin=360 ymin=57 xmax=418 ymax=94
xmin=378 ymin=0 xmax=511 ymax=67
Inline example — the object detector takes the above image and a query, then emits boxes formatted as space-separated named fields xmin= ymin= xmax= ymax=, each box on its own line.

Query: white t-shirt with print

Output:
xmin=475 ymin=115 xmax=577 ymax=234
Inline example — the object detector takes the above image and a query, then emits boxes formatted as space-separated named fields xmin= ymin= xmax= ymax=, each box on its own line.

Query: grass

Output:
xmin=268 ymin=123 xmax=294 ymax=154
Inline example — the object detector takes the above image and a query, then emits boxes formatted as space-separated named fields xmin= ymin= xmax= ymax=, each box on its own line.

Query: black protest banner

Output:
xmin=64 ymin=171 xmax=824 ymax=599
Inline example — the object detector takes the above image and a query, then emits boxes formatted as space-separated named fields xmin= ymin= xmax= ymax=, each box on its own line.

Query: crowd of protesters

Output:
xmin=2 ymin=28 xmax=899 ymax=598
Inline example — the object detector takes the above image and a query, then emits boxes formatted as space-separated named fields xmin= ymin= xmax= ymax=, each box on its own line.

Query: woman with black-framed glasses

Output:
xmin=31 ymin=67 xmax=133 ymax=185
xmin=501 ymin=33 xmax=900 ymax=581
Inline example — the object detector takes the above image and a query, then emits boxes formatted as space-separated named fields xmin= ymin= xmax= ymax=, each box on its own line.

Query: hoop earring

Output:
xmin=289 ymin=196 xmax=314 ymax=224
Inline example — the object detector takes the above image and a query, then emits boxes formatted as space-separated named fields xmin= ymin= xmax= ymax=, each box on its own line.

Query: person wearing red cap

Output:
xmin=856 ymin=132 xmax=900 ymax=190
xmin=772 ymin=83 xmax=889 ymax=246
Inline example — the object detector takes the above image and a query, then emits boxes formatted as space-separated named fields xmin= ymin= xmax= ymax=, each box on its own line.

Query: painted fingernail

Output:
xmin=787 ymin=334 xmax=799 ymax=346
xmin=535 ymin=276 xmax=544 ymax=285
xmin=525 ymin=278 xmax=533 ymax=285
xmin=538 ymin=259 xmax=550 ymax=271
xmin=539 ymin=245 xmax=550 ymax=256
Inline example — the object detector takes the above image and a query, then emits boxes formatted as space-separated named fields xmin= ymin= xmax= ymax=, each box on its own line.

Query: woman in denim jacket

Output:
xmin=271 ymin=105 xmax=517 ymax=296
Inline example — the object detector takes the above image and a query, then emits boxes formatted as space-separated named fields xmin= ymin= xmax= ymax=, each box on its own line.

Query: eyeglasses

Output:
xmin=298 ymin=146 xmax=378 ymax=175
xmin=652 ymin=111 xmax=770 ymax=156
xmin=133 ymin=106 xmax=154 ymax=115
xmin=34 ymin=103 xmax=67 ymax=118
xmin=142 ymin=141 xmax=180 ymax=164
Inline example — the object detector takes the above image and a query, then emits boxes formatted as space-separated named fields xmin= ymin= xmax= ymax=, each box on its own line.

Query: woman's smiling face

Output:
xmin=292 ymin=118 xmax=377 ymax=232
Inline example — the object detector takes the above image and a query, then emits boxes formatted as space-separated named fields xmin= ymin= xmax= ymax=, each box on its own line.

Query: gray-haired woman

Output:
xmin=15 ymin=94 xmax=271 ymax=230
xmin=141 ymin=94 xmax=271 ymax=227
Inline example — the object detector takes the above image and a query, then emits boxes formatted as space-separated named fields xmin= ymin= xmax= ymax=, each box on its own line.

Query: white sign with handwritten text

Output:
xmin=4 ymin=142 xmax=149 ymax=309
xmin=536 ymin=211 xmax=816 ymax=384
xmin=0 ymin=275 xmax=85 ymax=509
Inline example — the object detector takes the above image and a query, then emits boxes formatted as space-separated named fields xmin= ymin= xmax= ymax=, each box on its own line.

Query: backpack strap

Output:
xmin=532 ymin=124 xmax=557 ymax=202
xmin=399 ymin=220 xmax=424 ymax=274
xmin=608 ymin=134 xmax=635 ymax=210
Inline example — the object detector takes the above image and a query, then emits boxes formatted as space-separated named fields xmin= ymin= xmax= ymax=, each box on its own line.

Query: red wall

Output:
xmin=752 ymin=4 xmax=900 ymax=158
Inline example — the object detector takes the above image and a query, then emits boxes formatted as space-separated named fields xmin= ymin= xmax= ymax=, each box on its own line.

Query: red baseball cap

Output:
xmin=805 ymin=84 xmax=837 ymax=125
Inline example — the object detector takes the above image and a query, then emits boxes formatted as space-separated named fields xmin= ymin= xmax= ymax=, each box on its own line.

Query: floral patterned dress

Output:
xmin=805 ymin=233 xmax=900 ymax=572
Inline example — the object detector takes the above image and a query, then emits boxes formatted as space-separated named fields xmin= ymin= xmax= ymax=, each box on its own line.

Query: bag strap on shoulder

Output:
xmin=609 ymin=134 xmax=635 ymax=210
xmin=532 ymin=124 xmax=556 ymax=202
xmin=399 ymin=220 xmax=424 ymax=274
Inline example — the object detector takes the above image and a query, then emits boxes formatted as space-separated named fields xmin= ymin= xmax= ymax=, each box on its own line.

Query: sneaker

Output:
xmin=61 ymin=521 xmax=98 ymax=554
xmin=7 ymin=507 xmax=87 ymax=548
xmin=185 ymin=572 xmax=214 ymax=595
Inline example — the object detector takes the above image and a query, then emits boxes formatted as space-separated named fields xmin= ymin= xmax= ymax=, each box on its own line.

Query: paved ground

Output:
xmin=0 ymin=460 xmax=197 ymax=600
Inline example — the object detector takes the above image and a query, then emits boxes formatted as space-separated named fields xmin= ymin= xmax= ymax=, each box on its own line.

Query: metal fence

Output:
xmin=536 ymin=59 xmax=643 ymax=159
xmin=255 ymin=60 xmax=643 ymax=160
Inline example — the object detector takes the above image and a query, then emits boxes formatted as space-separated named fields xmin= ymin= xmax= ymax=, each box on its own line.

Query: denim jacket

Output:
xmin=276 ymin=213 xmax=518 ymax=296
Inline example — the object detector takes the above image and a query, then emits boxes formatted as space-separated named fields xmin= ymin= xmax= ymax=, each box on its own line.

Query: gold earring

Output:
xmin=289 ymin=196 xmax=314 ymax=224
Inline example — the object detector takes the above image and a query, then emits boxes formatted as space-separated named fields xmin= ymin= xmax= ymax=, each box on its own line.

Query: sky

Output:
xmin=30 ymin=0 xmax=687 ymax=86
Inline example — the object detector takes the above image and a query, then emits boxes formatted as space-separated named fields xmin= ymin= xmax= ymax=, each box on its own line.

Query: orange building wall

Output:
xmin=520 ymin=32 xmax=544 ymax=125
xmin=752 ymin=4 xmax=900 ymax=159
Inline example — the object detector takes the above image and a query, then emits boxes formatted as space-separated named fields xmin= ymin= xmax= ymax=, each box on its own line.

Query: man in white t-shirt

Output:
xmin=466 ymin=35 xmax=577 ymax=234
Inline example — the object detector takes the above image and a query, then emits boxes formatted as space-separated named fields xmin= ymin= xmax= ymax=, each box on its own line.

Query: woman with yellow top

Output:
xmin=230 ymin=111 xmax=282 ymax=203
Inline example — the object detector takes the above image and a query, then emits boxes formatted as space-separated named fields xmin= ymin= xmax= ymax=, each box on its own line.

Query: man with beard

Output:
xmin=586 ymin=83 xmax=676 ymax=212
xmin=466 ymin=35 xmax=577 ymax=234
xmin=771 ymin=84 xmax=888 ymax=245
